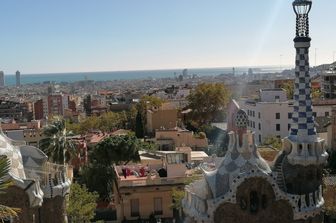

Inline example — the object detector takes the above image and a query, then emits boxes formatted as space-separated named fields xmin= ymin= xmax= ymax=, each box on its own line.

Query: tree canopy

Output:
xmin=39 ymin=118 xmax=77 ymax=164
xmin=187 ymin=83 xmax=231 ymax=127
xmin=67 ymin=183 xmax=98 ymax=223
xmin=79 ymin=135 xmax=146 ymax=200
xmin=90 ymin=135 xmax=141 ymax=166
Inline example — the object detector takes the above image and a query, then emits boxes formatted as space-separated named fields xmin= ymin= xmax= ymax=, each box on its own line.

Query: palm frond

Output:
xmin=0 ymin=157 xmax=20 ymax=219
xmin=0 ymin=205 xmax=20 ymax=219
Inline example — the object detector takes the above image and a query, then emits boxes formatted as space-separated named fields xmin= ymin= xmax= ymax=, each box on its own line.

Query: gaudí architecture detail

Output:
xmin=0 ymin=128 xmax=71 ymax=223
xmin=182 ymin=1 xmax=328 ymax=222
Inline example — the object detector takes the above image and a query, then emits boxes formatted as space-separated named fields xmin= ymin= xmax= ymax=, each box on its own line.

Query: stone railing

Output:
xmin=183 ymin=187 xmax=208 ymax=222
xmin=24 ymin=162 xmax=72 ymax=187
xmin=117 ymin=176 xmax=186 ymax=187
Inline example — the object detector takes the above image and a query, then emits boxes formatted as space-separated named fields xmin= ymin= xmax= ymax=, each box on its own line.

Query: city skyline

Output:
xmin=0 ymin=0 xmax=335 ymax=74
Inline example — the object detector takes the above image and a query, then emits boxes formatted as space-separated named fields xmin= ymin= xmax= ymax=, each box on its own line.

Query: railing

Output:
xmin=117 ymin=176 xmax=187 ymax=187
xmin=23 ymin=162 xmax=72 ymax=186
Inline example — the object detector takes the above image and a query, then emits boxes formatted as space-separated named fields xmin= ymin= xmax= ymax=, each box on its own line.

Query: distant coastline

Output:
xmin=3 ymin=65 xmax=292 ymax=86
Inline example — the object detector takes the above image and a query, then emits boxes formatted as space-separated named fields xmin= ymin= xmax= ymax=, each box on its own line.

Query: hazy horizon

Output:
xmin=0 ymin=0 xmax=335 ymax=74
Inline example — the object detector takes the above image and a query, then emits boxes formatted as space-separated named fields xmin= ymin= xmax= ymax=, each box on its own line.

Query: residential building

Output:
xmin=155 ymin=128 xmax=208 ymax=151
xmin=34 ymin=99 xmax=44 ymax=120
xmin=239 ymin=89 xmax=292 ymax=144
xmin=1 ymin=120 xmax=45 ymax=146
xmin=146 ymin=102 xmax=178 ymax=135
xmin=113 ymin=149 xmax=203 ymax=222
xmin=321 ymin=68 xmax=336 ymax=99
xmin=240 ymin=89 xmax=336 ymax=145
xmin=0 ymin=100 xmax=33 ymax=122
xmin=47 ymin=94 xmax=69 ymax=117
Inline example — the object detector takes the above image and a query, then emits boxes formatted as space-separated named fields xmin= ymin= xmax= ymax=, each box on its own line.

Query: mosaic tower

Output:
xmin=289 ymin=0 xmax=316 ymax=143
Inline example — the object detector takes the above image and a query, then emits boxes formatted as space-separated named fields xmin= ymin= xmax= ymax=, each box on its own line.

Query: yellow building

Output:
xmin=155 ymin=128 xmax=208 ymax=151
xmin=146 ymin=102 xmax=178 ymax=135
xmin=113 ymin=150 xmax=204 ymax=222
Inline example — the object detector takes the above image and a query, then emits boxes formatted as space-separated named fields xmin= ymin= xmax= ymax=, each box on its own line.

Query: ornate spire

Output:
xmin=289 ymin=0 xmax=316 ymax=143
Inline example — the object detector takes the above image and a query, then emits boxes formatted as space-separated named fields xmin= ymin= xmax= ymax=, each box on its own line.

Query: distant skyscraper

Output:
xmin=15 ymin=70 xmax=20 ymax=87
xmin=182 ymin=68 xmax=188 ymax=77
xmin=0 ymin=71 xmax=4 ymax=87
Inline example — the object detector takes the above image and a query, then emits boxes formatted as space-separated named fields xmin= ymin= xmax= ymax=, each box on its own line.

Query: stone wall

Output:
xmin=39 ymin=196 xmax=67 ymax=223
xmin=0 ymin=186 xmax=38 ymax=223
xmin=0 ymin=186 xmax=67 ymax=223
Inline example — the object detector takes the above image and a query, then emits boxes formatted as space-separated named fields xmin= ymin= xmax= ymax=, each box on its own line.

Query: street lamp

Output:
xmin=292 ymin=0 xmax=312 ymax=39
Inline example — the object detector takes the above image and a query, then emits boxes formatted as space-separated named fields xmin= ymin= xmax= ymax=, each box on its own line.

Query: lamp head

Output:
xmin=293 ymin=0 xmax=312 ymax=15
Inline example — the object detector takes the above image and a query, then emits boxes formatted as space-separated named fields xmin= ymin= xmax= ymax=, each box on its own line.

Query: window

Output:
xmin=253 ymin=122 xmax=255 ymax=128
xmin=258 ymin=112 xmax=261 ymax=119
xmin=252 ymin=111 xmax=255 ymax=117
xmin=250 ymin=191 xmax=259 ymax=213
xmin=258 ymin=123 xmax=261 ymax=130
xmin=154 ymin=197 xmax=163 ymax=215
xmin=258 ymin=135 xmax=261 ymax=143
xmin=275 ymin=95 xmax=280 ymax=100
xmin=325 ymin=112 xmax=330 ymax=117
xmin=288 ymin=113 xmax=292 ymax=119
xmin=276 ymin=113 xmax=280 ymax=119
xmin=313 ymin=112 xmax=317 ymax=117
xmin=167 ymin=153 xmax=187 ymax=164
xmin=276 ymin=124 xmax=280 ymax=131
xmin=288 ymin=124 xmax=291 ymax=130
xmin=131 ymin=199 xmax=140 ymax=217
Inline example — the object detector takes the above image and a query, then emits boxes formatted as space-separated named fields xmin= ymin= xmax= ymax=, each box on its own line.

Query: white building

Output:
xmin=239 ymin=89 xmax=335 ymax=145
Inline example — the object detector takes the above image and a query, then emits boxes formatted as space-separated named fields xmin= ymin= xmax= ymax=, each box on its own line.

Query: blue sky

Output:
xmin=0 ymin=0 xmax=335 ymax=74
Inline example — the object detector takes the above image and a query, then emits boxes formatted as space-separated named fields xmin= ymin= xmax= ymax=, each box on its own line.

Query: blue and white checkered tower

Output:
xmin=285 ymin=0 xmax=328 ymax=166
xmin=289 ymin=0 xmax=315 ymax=142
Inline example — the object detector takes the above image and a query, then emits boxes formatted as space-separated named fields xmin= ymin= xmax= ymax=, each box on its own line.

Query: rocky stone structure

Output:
xmin=0 ymin=129 xmax=71 ymax=223
xmin=182 ymin=1 xmax=328 ymax=222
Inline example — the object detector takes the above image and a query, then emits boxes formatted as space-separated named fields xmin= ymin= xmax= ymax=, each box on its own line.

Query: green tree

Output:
xmin=80 ymin=135 xmax=143 ymax=200
xmin=312 ymin=88 xmax=322 ymax=99
xmin=79 ymin=164 xmax=115 ymax=201
xmin=67 ymin=183 xmax=98 ymax=223
xmin=136 ymin=96 xmax=163 ymax=134
xmin=282 ymin=81 xmax=294 ymax=100
xmin=187 ymin=83 xmax=231 ymax=127
xmin=0 ymin=156 xmax=19 ymax=221
xmin=170 ymin=188 xmax=185 ymax=211
xmin=262 ymin=136 xmax=282 ymax=150
xmin=135 ymin=112 xmax=144 ymax=138
xmin=39 ymin=118 xmax=77 ymax=164
xmin=91 ymin=135 xmax=141 ymax=166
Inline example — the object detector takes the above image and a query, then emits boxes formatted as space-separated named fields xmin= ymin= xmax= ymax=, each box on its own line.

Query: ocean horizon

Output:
xmin=3 ymin=66 xmax=292 ymax=86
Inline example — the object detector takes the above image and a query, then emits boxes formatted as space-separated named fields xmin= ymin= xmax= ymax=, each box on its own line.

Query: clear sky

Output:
xmin=0 ymin=0 xmax=335 ymax=74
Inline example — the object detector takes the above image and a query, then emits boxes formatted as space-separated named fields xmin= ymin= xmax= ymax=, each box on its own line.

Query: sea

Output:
xmin=3 ymin=66 xmax=291 ymax=86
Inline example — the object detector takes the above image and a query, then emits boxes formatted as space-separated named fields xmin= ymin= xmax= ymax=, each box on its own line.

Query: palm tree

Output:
xmin=39 ymin=118 xmax=77 ymax=165
xmin=0 ymin=156 xmax=19 ymax=221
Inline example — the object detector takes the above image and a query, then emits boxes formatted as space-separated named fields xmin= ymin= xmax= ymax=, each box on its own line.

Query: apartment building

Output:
xmin=239 ymin=89 xmax=336 ymax=145
xmin=146 ymin=102 xmax=178 ymax=135
xmin=113 ymin=150 xmax=205 ymax=222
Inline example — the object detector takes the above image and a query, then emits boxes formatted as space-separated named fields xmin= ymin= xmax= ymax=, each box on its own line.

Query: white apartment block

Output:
xmin=239 ymin=89 xmax=334 ymax=145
